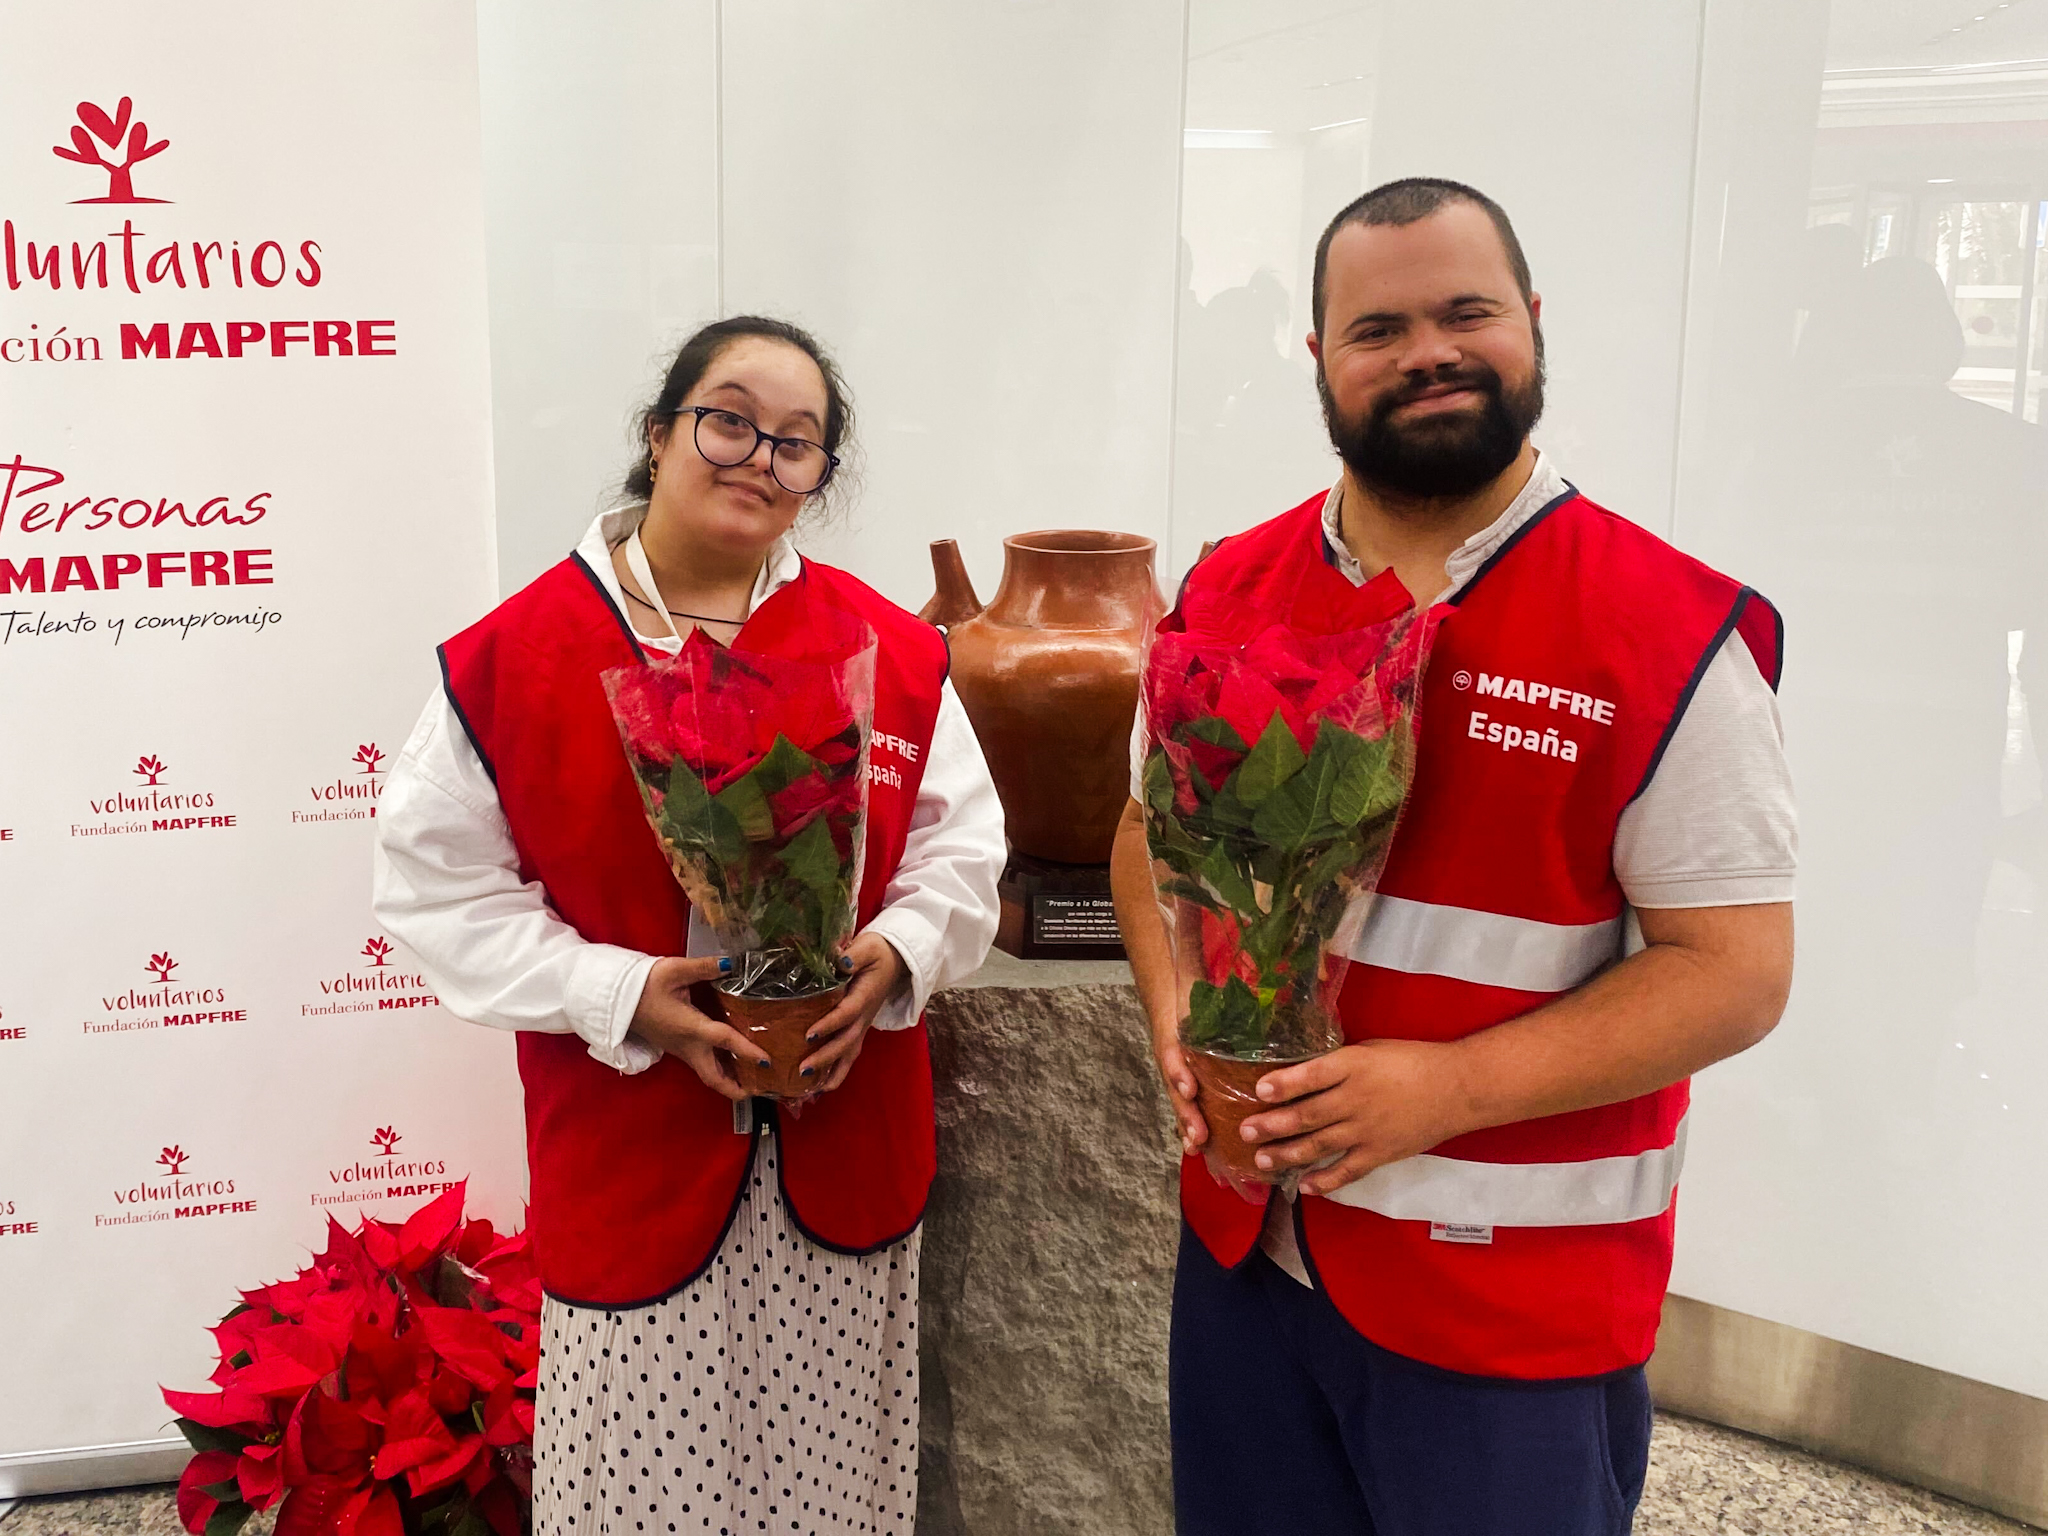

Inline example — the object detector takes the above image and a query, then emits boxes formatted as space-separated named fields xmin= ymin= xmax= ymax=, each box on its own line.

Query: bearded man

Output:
xmin=1110 ymin=179 xmax=1798 ymax=1535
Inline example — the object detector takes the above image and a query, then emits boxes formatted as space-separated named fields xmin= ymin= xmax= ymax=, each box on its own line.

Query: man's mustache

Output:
xmin=1377 ymin=366 xmax=1504 ymax=415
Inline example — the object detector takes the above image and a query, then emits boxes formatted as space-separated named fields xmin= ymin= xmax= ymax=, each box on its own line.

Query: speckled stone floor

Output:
xmin=0 ymin=1414 xmax=2035 ymax=1533
xmin=1640 ymin=1416 xmax=2033 ymax=1533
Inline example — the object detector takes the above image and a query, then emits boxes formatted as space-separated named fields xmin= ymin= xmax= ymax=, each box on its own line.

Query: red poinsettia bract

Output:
xmin=163 ymin=1183 xmax=540 ymax=1536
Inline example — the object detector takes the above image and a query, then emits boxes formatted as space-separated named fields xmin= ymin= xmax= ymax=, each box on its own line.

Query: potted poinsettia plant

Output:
xmin=163 ymin=1184 xmax=541 ymax=1536
xmin=1139 ymin=576 xmax=1433 ymax=1184
xmin=603 ymin=610 xmax=877 ymax=1097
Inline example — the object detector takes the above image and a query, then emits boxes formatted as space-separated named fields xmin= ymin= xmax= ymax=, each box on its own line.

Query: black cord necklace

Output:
xmin=620 ymin=584 xmax=747 ymax=627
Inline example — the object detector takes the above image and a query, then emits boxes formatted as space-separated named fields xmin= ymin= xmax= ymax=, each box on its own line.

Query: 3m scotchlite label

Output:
xmin=1326 ymin=1115 xmax=1688 ymax=1228
xmin=1351 ymin=896 xmax=1622 ymax=993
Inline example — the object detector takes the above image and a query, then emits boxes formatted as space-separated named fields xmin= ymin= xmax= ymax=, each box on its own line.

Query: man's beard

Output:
xmin=1319 ymin=341 xmax=1545 ymax=502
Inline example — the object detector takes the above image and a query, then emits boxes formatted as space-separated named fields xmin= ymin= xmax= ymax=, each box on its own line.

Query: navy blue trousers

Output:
xmin=1170 ymin=1225 xmax=1652 ymax=1536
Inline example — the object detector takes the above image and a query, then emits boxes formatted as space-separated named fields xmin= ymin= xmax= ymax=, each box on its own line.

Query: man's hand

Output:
xmin=797 ymin=931 xmax=907 ymax=1094
xmin=1239 ymin=902 xmax=1794 ymax=1198
xmin=1152 ymin=1021 xmax=1208 ymax=1157
xmin=1238 ymin=1039 xmax=1468 ymax=1197
xmin=631 ymin=955 xmax=768 ymax=1103
xmin=1110 ymin=797 xmax=1209 ymax=1154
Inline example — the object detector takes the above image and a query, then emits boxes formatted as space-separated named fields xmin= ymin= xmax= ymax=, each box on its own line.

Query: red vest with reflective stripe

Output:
xmin=439 ymin=552 xmax=948 ymax=1306
xmin=1177 ymin=486 xmax=1781 ymax=1379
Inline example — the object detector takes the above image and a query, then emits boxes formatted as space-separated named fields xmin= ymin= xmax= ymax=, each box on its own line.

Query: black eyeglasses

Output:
xmin=676 ymin=406 xmax=839 ymax=495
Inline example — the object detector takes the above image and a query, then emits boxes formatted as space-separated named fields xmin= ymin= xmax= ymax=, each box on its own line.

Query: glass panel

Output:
xmin=1169 ymin=1 xmax=1383 ymax=576
xmin=1672 ymin=0 xmax=2048 ymax=1395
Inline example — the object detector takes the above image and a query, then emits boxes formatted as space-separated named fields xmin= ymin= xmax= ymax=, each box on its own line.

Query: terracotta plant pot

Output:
xmin=922 ymin=531 xmax=1163 ymax=865
xmin=719 ymin=982 xmax=847 ymax=1099
xmin=1185 ymin=1045 xmax=1314 ymax=1183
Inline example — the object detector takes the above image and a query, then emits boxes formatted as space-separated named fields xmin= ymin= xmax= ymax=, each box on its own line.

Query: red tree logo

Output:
xmin=157 ymin=1145 xmax=189 ymax=1176
xmin=52 ymin=98 xmax=170 ymax=205
xmin=146 ymin=952 xmax=178 ymax=983
xmin=371 ymin=1126 xmax=402 ymax=1157
xmin=134 ymin=754 xmax=167 ymax=786
xmin=354 ymin=743 xmax=386 ymax=774
xmin=362 ymin=937 xmax=393 ymax=968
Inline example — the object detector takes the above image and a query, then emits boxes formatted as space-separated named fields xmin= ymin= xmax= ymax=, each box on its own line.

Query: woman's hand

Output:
xmin=798 ymin=932 xmax=907 ymax=1095
xmin=630 ymin=956 xmax=768 ymax=1103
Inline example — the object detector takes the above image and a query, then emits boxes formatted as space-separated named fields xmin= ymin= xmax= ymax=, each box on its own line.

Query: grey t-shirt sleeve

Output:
xmin=1130 ymin=703 xmax=1148 ymax=802
xmin=1614 ymin=632 xmax=1798 ymax=909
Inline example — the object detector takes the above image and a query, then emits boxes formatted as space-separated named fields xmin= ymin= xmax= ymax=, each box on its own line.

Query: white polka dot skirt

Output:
xmin=533 ymin=1129 xmax=920 ymax=1534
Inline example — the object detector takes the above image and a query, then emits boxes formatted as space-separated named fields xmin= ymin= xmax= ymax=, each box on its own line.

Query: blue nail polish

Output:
xmin=837 ymin=955 xmax=854 ymax=972
xmin=801 ymin=1066 xmax=815 ymax=1078
xmin=758 ymin=1058 xmax=771 ymax=1068
xmin=718 ymin=957 xmax=733 ymax=973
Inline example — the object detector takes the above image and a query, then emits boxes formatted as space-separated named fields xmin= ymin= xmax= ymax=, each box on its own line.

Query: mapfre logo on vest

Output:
xmin=95 ymin=1143 xmax=256 ymax=1229
xmin=293 ymin=741 xmax=386 ymax=826
xmin=0 ymin=1000 xmax=24 ymax=1045
xmin=1452 ymin=668 xmax=1616 ymax=766
xmin=82 ymin=948 xmax=245 ymax=1038
xmin=303 ymin=935 xmax=437 ymax=1019
xmin=71 ymin=751 xmax=237 ymax=838
xmin=310 ymin=1124 xmax=458 ymax=1214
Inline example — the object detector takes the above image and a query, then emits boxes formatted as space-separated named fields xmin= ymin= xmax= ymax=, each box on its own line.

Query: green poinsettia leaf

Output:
xmin=666 ymin=759 xmax=712 ymax=818
xmin=698 ymin=794 xmax=750 ymax=865
xmin=1198 ymin=779 xmax=1260 ymax=837
xmin=1196 ymin=843 xmax=1260 ymax=916
xmin=779 ymin=813 xmax=843 ymax=898
xmin=175 ymin=1419 xmax=253 ymax=1457
xmin=1248 ymin=770 xmax=1318 ymax=848
xmin=1159 ymin=875 xmax=1223 ymax=913
xmin=204 ymin=1501 xmax=255 ymax=1536
xmin=1185 ymin=973 xmax=1263 ymax=1055
xmin=752 ymin=734 xmax=818 ymax=797
xmin=1294 ymin=836 xmax=1364 ymax=901
xmin=752 ymin=893 xmax=801 ymax=946
xmin=716 ymin=774 xmax=777 ymax=842
xmin=1320 ymin=721 xmax=1401 ymax=829
xmin=1232 ymin=714 xmax=1307 ymax=807
xmin=1183 ymin=716 xmax=1248 ymax=752
xmin=1142 ymin=749 xmax=1175 ymax=817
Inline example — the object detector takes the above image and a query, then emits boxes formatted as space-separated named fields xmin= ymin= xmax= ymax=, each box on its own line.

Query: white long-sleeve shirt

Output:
xmin=373 ymin=506 xmax=1006 ymax=1074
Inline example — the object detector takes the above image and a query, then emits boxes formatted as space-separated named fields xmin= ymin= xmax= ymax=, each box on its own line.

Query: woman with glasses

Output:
xmin=373 ymin=316 xmax=1005 ymax=1531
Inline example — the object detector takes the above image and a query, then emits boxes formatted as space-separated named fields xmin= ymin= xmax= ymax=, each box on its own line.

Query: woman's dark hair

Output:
xmin=623 ymin=316 xmax=856 ymax=504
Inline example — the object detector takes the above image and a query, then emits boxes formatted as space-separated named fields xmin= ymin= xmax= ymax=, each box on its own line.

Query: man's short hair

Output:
xmin=1311 ymin=178 xmax=1533 ymax=335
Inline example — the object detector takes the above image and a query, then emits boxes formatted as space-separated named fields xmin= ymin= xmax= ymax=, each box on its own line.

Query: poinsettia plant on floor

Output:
xmin=162 ymin=1184 xmax=541 ymax=1536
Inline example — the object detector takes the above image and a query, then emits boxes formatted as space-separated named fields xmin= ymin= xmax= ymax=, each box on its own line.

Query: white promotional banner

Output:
xmin=0 ymin=2 xmax=524 ymax=1494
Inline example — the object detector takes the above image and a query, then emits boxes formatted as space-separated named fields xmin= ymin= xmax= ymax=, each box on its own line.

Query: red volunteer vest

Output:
xmin=440 ymin=551 xmax=948 ymax=1306
xmin=1176 ymin=486 xmax=1782 ymax=1379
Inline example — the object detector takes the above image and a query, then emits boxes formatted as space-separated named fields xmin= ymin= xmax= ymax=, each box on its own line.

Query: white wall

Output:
xmin=720 ymin=0 xmax=1187 ymax=613
xmin=477 ymin=0 xmax=721 ymax=595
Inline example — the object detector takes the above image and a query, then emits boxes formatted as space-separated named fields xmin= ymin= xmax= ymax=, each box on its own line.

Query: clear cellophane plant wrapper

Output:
xmin=1139 ymin=575 xmax=1432 ymax=1192
xmin=603 ymin=610 xmax=877 ymax=1098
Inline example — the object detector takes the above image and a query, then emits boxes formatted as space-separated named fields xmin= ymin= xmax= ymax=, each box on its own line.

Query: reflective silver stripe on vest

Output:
xmin=1351 ymin=895 xmax=1623 ymax=993
xmin=1323 ymin=1114 xmax=1688 ymax=1228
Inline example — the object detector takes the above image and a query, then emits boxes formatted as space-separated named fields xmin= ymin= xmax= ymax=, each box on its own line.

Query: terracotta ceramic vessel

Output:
xmin=923 ymin=531 xmax=1164 ymax=865
xmin=719 ymin=982 xmax=846 ymax=1099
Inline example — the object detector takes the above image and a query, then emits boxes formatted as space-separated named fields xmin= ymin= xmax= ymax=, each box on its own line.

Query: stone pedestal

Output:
xmin=918 ymin=953 xmax=1179 ymax=1536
